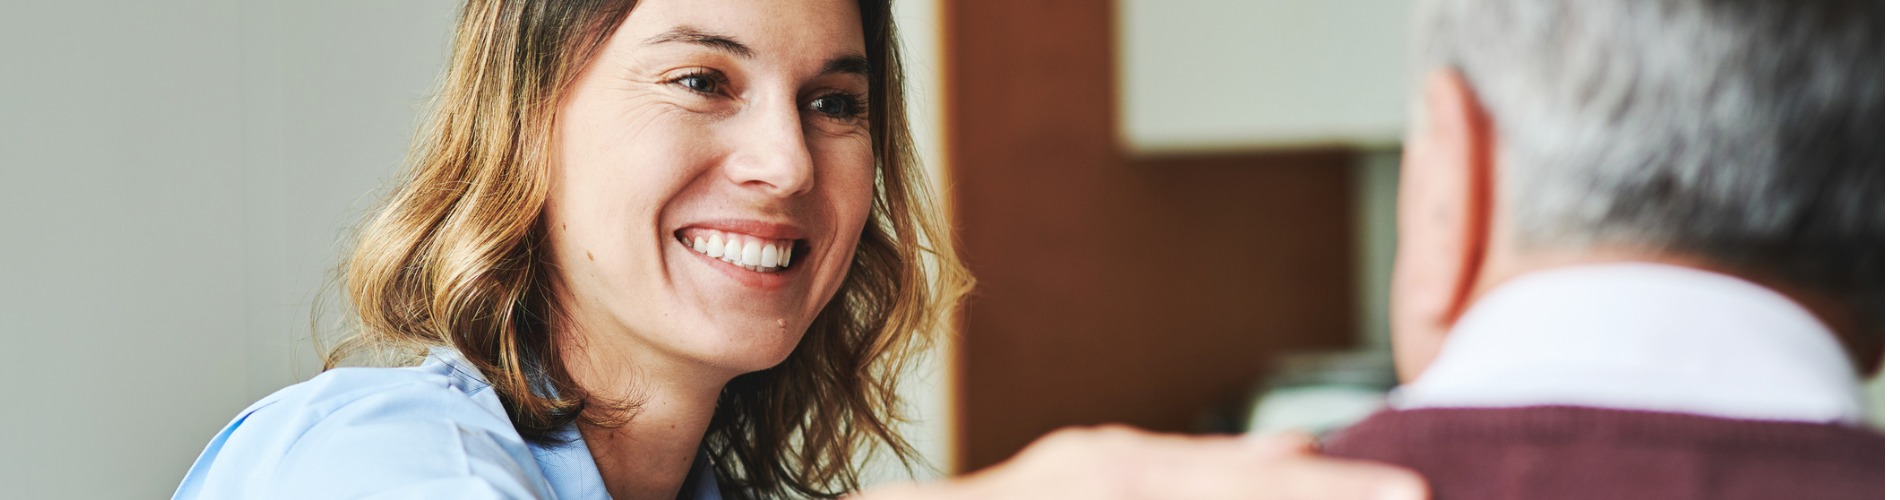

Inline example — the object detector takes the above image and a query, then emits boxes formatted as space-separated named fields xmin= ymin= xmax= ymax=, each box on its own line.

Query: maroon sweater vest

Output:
xmin=1322 ymin=406 xmax=1882 ymax=500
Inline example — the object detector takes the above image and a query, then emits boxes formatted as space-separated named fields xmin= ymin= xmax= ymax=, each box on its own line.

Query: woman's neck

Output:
xmin=561 ymin=332 xmax=732 ymax=500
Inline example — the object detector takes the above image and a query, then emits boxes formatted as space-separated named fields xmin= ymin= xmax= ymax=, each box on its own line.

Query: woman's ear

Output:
xmin=1389 ymin=69 xmax=1495 ymax=382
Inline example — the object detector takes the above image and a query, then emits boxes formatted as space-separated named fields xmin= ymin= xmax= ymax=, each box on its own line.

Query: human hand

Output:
xmin=857 ymin=425 xmax=1427 ymax=500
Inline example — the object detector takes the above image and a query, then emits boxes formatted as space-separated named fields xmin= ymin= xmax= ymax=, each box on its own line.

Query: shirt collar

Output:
xmin=426 ymin=347 xmax=724 ymax=500
xmin=1390 ymin=263 xmax=1866 ymax=425
xmin=532 ymin=427 xmax=725 ymax=500
xmin=533 ymin=424 xmax=614 ymax=500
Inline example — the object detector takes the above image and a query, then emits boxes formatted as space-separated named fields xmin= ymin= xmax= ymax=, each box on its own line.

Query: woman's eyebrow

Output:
xmin=643 ymin=25 xmax=868 ymax=77
xmin=820 ymin=55 xmax=870 ymax=76
xmin=643 ymin=25 xmax=753 ymax=58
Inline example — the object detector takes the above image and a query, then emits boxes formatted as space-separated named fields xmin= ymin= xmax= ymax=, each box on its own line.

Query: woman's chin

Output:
xmin=676 ymin=316 xmax=809 ymax=374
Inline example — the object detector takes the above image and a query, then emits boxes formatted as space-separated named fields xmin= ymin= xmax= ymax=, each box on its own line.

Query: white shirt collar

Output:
xmin=1390 ymin=263 xmax=1866 ymax=425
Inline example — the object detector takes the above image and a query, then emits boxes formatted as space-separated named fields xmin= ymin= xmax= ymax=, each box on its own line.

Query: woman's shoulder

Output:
xmin=257 ymin=349 xmax=507 ymax=419
xmin=173 ymin=349 xmax=556 ymax=499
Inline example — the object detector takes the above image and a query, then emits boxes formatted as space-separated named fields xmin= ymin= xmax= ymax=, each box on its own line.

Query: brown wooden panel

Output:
xmin=944 ymin=0 xmax=1359 ymax=472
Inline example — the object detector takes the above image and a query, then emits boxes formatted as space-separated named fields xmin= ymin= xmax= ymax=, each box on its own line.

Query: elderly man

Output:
xmin=870 ymin=0 xmax=1877 ymax=498
xmin=1322 ymin=0 xmax=1882 ymax=498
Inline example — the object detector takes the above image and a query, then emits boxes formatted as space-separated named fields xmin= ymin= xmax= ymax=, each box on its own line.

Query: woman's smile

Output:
xmin=672 ymin=220 xmax=812 ymax=290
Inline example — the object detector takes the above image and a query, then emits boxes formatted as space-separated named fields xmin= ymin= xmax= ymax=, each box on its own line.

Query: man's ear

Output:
xmin=1389 ymin=69 xmax=1495 ymax=382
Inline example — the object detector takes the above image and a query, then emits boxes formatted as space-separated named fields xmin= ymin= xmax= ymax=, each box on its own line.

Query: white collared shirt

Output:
xmin=1390 ymin=263 xmax=1867 ymax=425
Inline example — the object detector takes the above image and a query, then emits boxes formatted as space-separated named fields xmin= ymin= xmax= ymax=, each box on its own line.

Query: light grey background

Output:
xmin=1 ymin=1 xmax=461 ymax=497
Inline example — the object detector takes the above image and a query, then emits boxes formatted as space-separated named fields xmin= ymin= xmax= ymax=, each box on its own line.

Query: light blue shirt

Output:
xmin=174 ymin=348 xmax=723 ymax=499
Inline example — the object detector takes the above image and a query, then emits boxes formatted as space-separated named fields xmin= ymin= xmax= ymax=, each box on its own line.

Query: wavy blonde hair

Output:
xmin=324 ymin=1 xmax=971 ymax=497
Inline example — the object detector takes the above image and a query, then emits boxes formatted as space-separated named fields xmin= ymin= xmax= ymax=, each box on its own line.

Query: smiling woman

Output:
xmin=171 ymin=0 xmax=970 ymax=498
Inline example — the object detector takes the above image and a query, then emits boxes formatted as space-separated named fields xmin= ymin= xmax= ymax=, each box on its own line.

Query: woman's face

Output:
xmin=547 ymin=0 xmax=873 ymax=375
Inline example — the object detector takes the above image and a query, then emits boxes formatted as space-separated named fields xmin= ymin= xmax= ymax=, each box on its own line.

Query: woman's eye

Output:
xmin=806 ymin=93 xmax=864 ymax=119
xmin=671 ymin=73 xmax=722 ymax=94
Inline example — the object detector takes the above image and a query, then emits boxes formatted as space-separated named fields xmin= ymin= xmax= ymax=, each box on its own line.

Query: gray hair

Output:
xmin=1414 ymin=0 xmax=1883 ymax=361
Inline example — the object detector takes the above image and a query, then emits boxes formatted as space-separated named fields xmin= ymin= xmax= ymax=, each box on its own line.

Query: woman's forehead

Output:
xmin=614 ymin=0 xmax=867 ymax=59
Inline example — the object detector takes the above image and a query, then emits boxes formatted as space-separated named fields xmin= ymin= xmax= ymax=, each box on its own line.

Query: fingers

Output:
xmin=1246 ymin=454 xmax=1430 ymax=500
xmin=1110 ymin=431 xmax=1421 ymax=500
xmin=1132 ymin=431 xmax=1425 ymax=500
xmin=1244 ymin=431 xmax=1318 ymax=456
xmin=970 ymin=425 xmax=1431 ymax=500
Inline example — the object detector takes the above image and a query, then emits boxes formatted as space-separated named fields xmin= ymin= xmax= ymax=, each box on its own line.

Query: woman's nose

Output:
xmin=722 ymin=103 xmax=817 ymax=198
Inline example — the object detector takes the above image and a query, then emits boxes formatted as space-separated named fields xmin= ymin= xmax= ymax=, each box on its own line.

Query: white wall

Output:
xmin=0 ymin=1 xmax=951 ymax=497
xmin=1118 ymin=0 xmax=1411 ymax=154
xmin=0 ymin=2 xmax=457 ymax=497
xmin=1353 ymin=150 xmax=1401 ymax=350
xmin=865 ymin=0 xmax=956 ymax=485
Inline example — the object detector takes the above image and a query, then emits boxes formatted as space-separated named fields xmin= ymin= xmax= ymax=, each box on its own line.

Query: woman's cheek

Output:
xmin=821 ymin=135 xmax=877 ymax=213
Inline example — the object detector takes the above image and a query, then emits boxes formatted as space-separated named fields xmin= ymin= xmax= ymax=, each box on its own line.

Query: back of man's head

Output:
xmin=1414 ymin=0 xmax=1882 ymax=368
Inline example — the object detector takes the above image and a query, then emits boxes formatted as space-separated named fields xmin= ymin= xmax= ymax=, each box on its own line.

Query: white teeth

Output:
xmin=740 ymin=241 xmax=762 ymax=266
xmin=722 ymin=238 xmax=742 ymax=263
xmin=682 ymin=230 xmax=797 ymax=273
